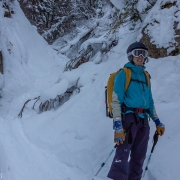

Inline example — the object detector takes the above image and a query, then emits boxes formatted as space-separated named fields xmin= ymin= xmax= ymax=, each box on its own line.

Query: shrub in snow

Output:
xmin=18 ymin=72 xmax=81 ymax=117
xmin=39 ymin=79 xmax=77 ymax=113
xmin=39 ymin=86 xmax=77 ymax=113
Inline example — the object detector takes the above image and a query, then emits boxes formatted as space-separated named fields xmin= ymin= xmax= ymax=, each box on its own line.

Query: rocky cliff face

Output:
xmin=139 ymin=0 xmax=180 ymax=58
xmin=15 ymin=0 xmax=180 ymax=59
xmin=18 ymin=0 xmax=106 ymax=44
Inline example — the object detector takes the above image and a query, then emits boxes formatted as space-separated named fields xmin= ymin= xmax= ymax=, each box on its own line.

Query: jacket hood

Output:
xmin=124 ymin=62 xmax=146 ymax=73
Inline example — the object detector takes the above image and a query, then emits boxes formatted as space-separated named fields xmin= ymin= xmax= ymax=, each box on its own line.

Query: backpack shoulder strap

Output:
xmin=144 ymin=70 xmax=151 ymax=88
xmin=107 ymin=69 xmax=121 ymax=117
xmin=106 ymin=68 xmax=132 ymax=117
xmin=122 ymin=67 xmax=132 ymax=92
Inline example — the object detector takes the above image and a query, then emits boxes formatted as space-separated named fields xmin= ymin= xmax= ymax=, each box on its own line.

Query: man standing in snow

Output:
xmin=107 ymin=42 xmax=165 ymax=180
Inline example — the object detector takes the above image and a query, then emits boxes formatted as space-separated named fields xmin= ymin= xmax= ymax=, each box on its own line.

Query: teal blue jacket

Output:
xmin=111 ymin=62 xmax=158 ymax=121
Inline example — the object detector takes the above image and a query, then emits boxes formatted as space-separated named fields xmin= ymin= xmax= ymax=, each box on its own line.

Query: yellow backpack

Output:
xmin=105 ymin=67 xmax=150 ymax=118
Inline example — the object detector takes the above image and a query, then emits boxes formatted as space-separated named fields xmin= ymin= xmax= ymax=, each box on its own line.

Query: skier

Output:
xmin=107 ymin=42 xmax=165 ymax=180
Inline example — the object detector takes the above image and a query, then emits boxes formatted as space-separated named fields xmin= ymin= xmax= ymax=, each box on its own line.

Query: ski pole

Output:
xmin=92 ymin=122 xmax=133 ymax=180
xmin=92 ymin=144 xmax=118 ymax=180
xmin=142 ymin=131 xmax=159 ymax=178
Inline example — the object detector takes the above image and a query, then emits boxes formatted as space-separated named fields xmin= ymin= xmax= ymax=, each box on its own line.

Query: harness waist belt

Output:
xmin=122 ymin=106 xmax=149 ymax=114
xmin=121 ymin=104 xmax=149 ymax=126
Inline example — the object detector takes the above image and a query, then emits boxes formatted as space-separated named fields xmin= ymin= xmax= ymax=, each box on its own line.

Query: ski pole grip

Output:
xmin=101 ymin=162 xmax=105 ymax=167
xmin=151 ymin=131 xmax=159 ymax=153
xmin=153 ymin=131 xmax=159 ymax=145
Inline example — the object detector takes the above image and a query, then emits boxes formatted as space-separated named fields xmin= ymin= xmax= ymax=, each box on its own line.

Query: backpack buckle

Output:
xmin=137 ymin=108 xmax=143 ymax=114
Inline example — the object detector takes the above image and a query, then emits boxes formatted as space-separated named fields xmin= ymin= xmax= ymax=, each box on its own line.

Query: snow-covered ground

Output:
xmin=0 ymin=1 xmax=180 ymax=180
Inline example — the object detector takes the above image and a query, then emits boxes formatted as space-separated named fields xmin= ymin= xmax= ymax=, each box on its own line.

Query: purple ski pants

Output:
xmin=107 ymin=113 xmax=150 ymax=180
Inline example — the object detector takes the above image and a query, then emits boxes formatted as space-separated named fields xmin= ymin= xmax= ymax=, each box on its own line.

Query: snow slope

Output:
xmin=0 ymin=1 xmax=180 ymax=180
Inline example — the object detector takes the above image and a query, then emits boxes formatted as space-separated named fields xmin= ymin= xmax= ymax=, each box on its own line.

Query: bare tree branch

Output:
xmin=33 ymin=96 xmax=40 ymax=109
xmin=147 ymin=0 xmax=154 ymax=6
xmin=18 ymin=96 xmax=40 ymax=118
xmin=18 ymin=99 xmax=31 ymax=118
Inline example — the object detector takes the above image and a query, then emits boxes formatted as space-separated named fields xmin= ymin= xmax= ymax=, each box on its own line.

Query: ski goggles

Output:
xmin=130 ymin=49 xmax=148 ymax=58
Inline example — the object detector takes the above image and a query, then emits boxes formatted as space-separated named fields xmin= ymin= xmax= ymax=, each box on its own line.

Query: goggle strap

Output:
xmin=127 ymin=52 xmax=132 ymax=56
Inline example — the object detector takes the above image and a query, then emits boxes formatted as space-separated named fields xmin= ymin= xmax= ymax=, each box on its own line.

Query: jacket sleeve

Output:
xmin=149 ymin=86 xmax=159 ymax=121
xmin=111 ymin=70 xmax=126 ymax=120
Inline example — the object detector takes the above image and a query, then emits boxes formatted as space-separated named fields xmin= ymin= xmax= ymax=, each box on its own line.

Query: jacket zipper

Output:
xmin=138 ymin=72 xmax=146 ymax=107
